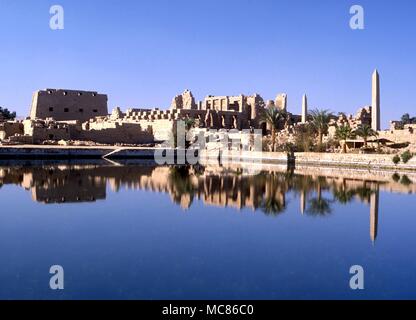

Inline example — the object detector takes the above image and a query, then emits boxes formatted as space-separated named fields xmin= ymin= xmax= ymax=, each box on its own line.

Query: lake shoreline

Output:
xmin=0 ymin=145 xmax=415 ymax=172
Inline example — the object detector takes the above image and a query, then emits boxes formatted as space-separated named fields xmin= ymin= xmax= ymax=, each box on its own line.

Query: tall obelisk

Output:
xmin=371 ymin=70 xmax=380 ymax=131
xmin=302 ymin=94 xmax=308 ymax=123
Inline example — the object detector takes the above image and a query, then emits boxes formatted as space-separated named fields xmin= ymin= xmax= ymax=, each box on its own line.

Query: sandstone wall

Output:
xmin=79 ymin=121 xmax=154 ymax=145
xmin=378 ymin=128 xmax=416 ymax=144
xmin=30 ymin=89 xmax=108 ymax=122
xmin=23 ymin=119 xmax=71 ymax=143
xmin=0 ymin=122 xmax=24 ymax=140
xmin=201 ymin=150 xmax=416 ymax=171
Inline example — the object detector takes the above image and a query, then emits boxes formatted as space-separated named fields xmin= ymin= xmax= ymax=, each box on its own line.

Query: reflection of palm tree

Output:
xmin=259 ymin=173 xmax=287 ymax=216
xmin=260 ymin=192 xmax=286 ymax=216
xmin=401 ymin=175 xmax=413 ymax=186
xmin=168 ymin=166 xmax=195 ymax=208
xmin=354 ymin=187 xmax=374 ymax=202
xmin=306 ymin=197 xmax=332 ymax=216
xmin=333 ymin=189 xmax=355 ymax=204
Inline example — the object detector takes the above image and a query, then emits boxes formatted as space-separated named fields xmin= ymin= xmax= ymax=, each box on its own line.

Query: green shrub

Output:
xmin=401 ymin=151 xmax=413 ymax=163
xmin=392 ymin=155 xmax=401 ymax=165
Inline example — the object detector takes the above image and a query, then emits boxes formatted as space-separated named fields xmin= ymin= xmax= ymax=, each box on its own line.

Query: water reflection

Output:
xmin=1 ymin=160 xmax=415 ymax=244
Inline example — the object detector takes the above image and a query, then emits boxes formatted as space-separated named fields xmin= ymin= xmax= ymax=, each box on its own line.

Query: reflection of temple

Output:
xmin=0 ymin=161 xmax=412 ymax=244
xmin=298 ymin=176 xmax=381 ymax=243
xmin=0 ymin=166 xmax=107 ymax=204
xmin=24 ymin=169 xmax=106 ymax=203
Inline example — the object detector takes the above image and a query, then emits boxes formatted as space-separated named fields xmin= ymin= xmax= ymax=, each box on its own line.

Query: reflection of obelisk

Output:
xmin=371 ymin=70 xmax=380 ymax=131
xmin=302 ymin=94 xmax=308 ymax=123
xmin=370 ymin=188 xmax=379 ymax=244
xmin=300 ymin=190 xmax=306 ymax=214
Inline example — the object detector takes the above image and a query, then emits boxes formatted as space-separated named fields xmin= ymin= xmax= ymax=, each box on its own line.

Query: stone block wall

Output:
xmin=0 ymin=122 xmax=24 ymax=140
xmin=78 ymin=121 xmax=154 ymax=145
xmin=378 ymin=128 xmax=416 ymax=144
xmin=23 ymin=119 xmax=71 ymax=143
xmin=30 ymin=89 xmax=108 ymax=122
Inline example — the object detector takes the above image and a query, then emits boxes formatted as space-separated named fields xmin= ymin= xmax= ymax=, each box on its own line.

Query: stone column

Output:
xmin=302 ymin=94 xmax=308 ymax=123
xmin=372 ymin=70 xmax=380 ymax=131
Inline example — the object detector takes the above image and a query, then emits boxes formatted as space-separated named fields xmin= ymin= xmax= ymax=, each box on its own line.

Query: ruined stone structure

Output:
xmin=80 ymin=115 xmax=154 ymax=145
xmin=16 ymin=117 xmax=154 ymax=145
xmin=30 ymin=89 xmax=108 ymax=122
xmin=0 ymin=122 xmax=23 ymax=141
xmin=275 ymin=93 xmax=287 ymax=112
xmin=377 ymin=123 xmax=416 ymax=146
xmin=170 ymin=89 xmax=197 ymax=110
xmin=22 ymin=119 xmax=72 ymax=143
xmin=21 ymin=89 xmax=271 ymax=145
xmin=327 ymin=106 xmax=372 ymax=139
xmin=0 ymin=70 xmax=390 ymax=147
xmin=200 ymin=93 xmax=264 ymax=128
xmin=5 ymin=85 xmax=377 ymax=146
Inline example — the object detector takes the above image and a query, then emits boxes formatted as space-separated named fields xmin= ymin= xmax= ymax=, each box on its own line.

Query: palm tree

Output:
xmin=401 ymin=113 xmax=411 ymax=125
xmin=335 ymin=124 xmax=355 ymax=153
xmin=355 ymin=124 xmax=378 ymax=148
xmin=0 ymin=107 xmax=16 ymax=120
xmin=260 ymin=106 xmax=286 ymax=152
xmin=184 ymin=118 xmax=196 ymax=131
xmin=310 ymin=109 xmax=333 ymax=146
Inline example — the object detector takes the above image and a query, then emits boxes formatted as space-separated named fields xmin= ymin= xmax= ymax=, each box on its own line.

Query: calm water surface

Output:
xmin=0 ymin=159 xmax=416 ymax=299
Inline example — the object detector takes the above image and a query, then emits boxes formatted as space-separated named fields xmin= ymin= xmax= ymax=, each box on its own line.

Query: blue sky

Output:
xmin=0 ymin=0 xmax=415 ymax=128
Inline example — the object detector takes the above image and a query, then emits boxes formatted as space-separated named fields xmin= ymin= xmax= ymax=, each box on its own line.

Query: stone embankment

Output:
xmin=2 ymin=145 xmax=416 ymax=171
xmin=0 ymin=145 xmax=156 ymax=159
xmin=200 ymin=150 xmax=416 ymax=171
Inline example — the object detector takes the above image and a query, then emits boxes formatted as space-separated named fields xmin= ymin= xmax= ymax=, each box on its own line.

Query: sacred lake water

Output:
xmin=0 ymin=159 xmax=415 ymax=299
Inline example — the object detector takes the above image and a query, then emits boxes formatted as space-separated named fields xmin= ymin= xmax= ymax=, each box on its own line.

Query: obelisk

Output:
xmin=302 ymin=94 xmax=308 ymax=123
xmin=371 ymin=70 xmax=380 ymax=131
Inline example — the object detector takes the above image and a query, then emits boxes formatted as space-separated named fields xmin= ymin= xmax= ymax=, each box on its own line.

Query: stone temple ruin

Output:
xmin=29 ymin=89 xmax=108 ymax=122
xmin=1 ymin=88 xmax=272 ymax=145
xmin=4 ymin=70 xmax=416 ymax=149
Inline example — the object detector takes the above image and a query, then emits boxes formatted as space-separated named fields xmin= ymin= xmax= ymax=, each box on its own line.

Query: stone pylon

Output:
xmin=302 ymin=94 xmax=308 ymax=123
xmin=372 ymin=70 xmax=380 ymax=131
xmin=275 ymin=93 xmax=287 ymax=112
